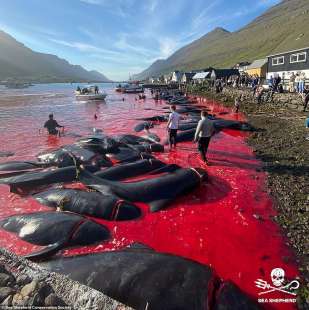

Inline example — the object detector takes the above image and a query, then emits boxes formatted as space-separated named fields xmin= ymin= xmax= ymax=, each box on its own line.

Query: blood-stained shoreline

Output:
xmin=0 ymin=85 xmax=299 ymax=309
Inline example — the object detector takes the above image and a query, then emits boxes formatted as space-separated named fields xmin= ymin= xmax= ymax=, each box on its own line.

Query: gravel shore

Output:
xmin=0 ymin=248 xmax=132 ymax=309
xmin=191 ymin=88 xmax=309 ymax=308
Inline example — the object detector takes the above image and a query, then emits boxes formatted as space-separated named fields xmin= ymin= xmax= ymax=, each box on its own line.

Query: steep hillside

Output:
xmin=135 ymin=0 xmax=309 ymax=79
xmin=0 ymin=30 xmax=111 ymax=83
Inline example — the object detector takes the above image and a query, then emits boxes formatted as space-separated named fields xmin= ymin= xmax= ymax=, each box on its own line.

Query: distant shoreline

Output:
xmin=0 ymin=80 xmax=117 ymax=85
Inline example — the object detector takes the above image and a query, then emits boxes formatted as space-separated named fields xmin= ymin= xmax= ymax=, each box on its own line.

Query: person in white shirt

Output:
xmin=194 ymin=111 xmax=215 ymax=164
xmin=166 ymin=105 xmax=181 ymax=149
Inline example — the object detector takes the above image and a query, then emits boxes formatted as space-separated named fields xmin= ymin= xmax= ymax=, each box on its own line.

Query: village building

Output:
xmin=149 ymin=77 xmax=156 ymax=84
xmin=232 ymin=62 xmax=251 ymax=72
xmin=192 ymin=71 xmax=211 ymax=83
xmin=244 ymin=58 xmax=268 ymax=78
xmin=266 ymin=47 xmax=309 ymax=85
xmin=181 ymin=72 xmax=195 ymax=84
xmin=171 ymin=71 xmax=183 ymax=83
xmin=164 ymin=73 xmax=172 ymax=84
xmin=210 ymin=69 xmax=239 ymax=80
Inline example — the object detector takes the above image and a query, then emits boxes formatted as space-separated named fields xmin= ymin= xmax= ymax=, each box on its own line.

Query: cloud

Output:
xmin=158 ymin=37 xmax=178 ymax=59
xmin=148 ymin=0 xmax=158 ymax=12
xmin=49 ymin=38 xmax=121 ymax=56
xmin=80 ymin=0 xmax=105 ymax=5
xmin=79 ymin=0 xmax=136 ymax=17
xmin=114 ymin=33 xmax=157 ymax=58
xmin=191 ymin=0 xmax=222 ymax=30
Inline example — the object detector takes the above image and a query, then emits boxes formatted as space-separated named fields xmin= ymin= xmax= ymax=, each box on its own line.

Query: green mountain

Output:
xmin=0 ymin=30 xmax=111 ymax=83
xmin=135 ymin=0 xmax=309 ymax=80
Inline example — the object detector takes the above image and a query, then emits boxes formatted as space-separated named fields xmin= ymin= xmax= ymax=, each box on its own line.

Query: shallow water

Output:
xmin=0 ymin=84 xmax=298 ymax=309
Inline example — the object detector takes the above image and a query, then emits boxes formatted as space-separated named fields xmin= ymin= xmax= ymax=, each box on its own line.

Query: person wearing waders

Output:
xmin=43 ymin=114 xmax=64 ymax=136
xmin=194 ymin=110 xmax=215 ymax=165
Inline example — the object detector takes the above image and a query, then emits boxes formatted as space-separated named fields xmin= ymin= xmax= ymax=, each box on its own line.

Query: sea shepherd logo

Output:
xmin=255 ymin=268 xmax=300 ymax=304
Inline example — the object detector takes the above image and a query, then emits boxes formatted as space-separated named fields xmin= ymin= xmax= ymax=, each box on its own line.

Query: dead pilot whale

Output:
xmin=0 ymin=211 xmax=110 ymax=261
xmin=40 ymin=244 xmax=260 ymax=310
xmin=79 ymin=166 xmax=207 ymax=212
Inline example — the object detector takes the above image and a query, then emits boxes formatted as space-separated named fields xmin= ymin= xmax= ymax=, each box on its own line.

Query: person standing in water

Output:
xmin=194 ymin=111 xmax=215 ymax=165
xmin=166 ymin=105 xmax=181 ymax=150
xmin=43 ymin=114 xmax=64 ymax=136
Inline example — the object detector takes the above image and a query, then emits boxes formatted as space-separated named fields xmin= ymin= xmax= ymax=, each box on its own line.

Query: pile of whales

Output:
xmin=0 ymin=92 xmax=260 ymax=309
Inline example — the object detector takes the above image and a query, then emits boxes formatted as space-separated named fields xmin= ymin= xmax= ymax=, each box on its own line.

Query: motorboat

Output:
xmin=124 ymin=86 xmax=144 ymax=93
xmin=75 ymin=86 xmax=107 ymax=100
xmin=115 ymin=84 xmax=123 ymax=92
xmin=116 ymin=83 xmax=144 ymax=94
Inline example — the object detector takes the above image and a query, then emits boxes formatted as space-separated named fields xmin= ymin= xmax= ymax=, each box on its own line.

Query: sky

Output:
xmin=0 ymin=0 xmax=281 ymax=81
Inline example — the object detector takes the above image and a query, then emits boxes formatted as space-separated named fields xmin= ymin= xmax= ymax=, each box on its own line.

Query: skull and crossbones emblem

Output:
xmin=271 ymin=268 xmax=285 ymax=287
xmin=255 ymin=268 xmax=300 ymax=296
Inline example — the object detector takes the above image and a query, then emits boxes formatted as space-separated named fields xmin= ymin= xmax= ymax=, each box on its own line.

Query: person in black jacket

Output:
xmin=44 ymin=114 xmax=64 ymax=135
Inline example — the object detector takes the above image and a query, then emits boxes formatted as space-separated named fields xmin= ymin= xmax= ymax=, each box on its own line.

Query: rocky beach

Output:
xmin=188 ymin=85 xmax=309 ymax=307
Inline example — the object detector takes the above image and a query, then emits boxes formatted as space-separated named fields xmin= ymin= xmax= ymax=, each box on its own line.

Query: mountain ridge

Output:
xmin=0 ymin=30 xmax=111 ymax=83
xmin=134 ymin=0 xmax=309 ymax=80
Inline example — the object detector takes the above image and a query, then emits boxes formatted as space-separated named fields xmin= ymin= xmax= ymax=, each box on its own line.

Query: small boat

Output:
xmin=115 ymin=83 xmax=144 ymax=94
xmin=115 ymin=84 xmax=123 ymax=92
xmin=76 ymin=93 xmax=107 ymax=100
xmin=123 ymin=84 xmax=144 ymax=93
xmin=124 ymin=87 xmax=144 ymax=94
xmin=75 ymin=85 xmax=107 ymax=101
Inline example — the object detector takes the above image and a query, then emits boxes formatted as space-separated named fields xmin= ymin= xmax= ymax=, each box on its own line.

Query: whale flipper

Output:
xmin=24 ymin=239 xmax=67 ymax=261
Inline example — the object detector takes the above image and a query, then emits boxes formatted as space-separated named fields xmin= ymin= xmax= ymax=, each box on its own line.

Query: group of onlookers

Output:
xmin=227 ymin=74 xmax=260 ymax=89
xmin=267 ymin=75 xmax=283 ymax=93
xmin=288 ymin=72 xmax=306 ymax=93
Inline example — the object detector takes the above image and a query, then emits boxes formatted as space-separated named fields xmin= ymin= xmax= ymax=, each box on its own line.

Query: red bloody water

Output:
xmin=0 ymin=84 xmax=299 ymax=309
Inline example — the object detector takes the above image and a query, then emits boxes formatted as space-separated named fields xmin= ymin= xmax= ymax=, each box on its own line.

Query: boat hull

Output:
xmin=76 ymin=94 xmax=107 ymax=101
xmin=124 ymin=88 xmax=144 ymax=94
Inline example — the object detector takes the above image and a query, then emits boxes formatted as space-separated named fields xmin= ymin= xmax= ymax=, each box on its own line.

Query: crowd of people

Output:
xmin=288 ymin=72 xmax=306 ymax=93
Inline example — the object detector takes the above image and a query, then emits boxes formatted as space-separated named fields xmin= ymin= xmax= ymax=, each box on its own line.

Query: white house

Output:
xmin=164 ymin=73 xmax=172 ymax=84
xmin=192 ymin=71 xmax=211 ymax=83
xmin=171 ymin=71 xmax=183 ymax=83
xmin=181 ymin=72 xmax=195 ymax=84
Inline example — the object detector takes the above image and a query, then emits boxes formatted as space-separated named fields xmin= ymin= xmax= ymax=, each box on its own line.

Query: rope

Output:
xmin=190 ymin=167 xmax=204 ymax=183
xmin=111 ymin=200 xmax=123 ymax=220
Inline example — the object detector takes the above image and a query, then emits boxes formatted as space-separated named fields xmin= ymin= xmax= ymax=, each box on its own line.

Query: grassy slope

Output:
xmin=136 ymin=0 xmax=309 ymax=79
xmin=0 ymin=31 xmax=110 ymax=82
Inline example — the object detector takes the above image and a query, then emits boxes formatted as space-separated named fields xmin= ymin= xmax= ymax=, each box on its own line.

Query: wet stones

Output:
xmin=20 ymin=280 xmax=39 ymax=297
xmin=45 ymin=293 xmax=67 ymax=307
xmin=0 ymin=273 xmax=15 ymax=287
xmin=0 ymin=287 xmax=15 ymax=303
xmin=0 ymin=264 xmax=66 ymax=307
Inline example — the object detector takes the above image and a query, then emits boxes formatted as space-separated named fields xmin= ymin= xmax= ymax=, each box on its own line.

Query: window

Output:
xmin=272 ymin=56 xmax=285 ymax=66
xmin=290 ymin=52 xmax=307 ymax=63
